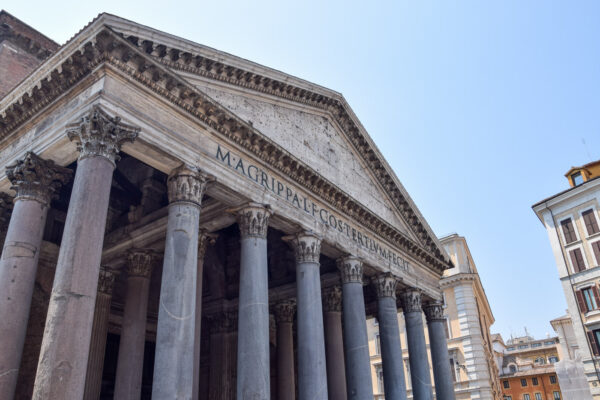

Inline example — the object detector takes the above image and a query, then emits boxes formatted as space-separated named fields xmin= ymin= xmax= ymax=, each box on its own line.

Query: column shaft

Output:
xmin=33 ymin=156 xmax=115 ymax=399
xmin=234 ymin=203 xmax=271 ymax=399
xmin=114 ymin=251 xmax=155 ymax=400
xmin=374 ymin=274 xmax=407 ymax=400
xmin=83 ymin=269 xmax=115 ymax=400
xmin=424 ymin=303 xmax=455 ymax=400
xmin=286 ymin=232 xmax=328 ymax=400
xmin=338 ymin=257 xmax=373 ymax=399
xmin=0 ymin=153 xmax=70 ymax=398
xmin=275 ymin=301 xmax=296 ymax=400
xmin=323 ymin=286 xmax=347 ymax=400
xmin=401 ymin=291 xmax=433 ymax=400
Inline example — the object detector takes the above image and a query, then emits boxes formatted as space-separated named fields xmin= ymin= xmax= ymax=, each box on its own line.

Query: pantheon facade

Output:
xmin=0 ymin=11 xmax=456 ymax=400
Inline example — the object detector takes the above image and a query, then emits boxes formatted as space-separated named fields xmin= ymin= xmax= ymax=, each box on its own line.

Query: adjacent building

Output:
xmin=533 ymin=160 xmax=600 ymax=398
xmin=368 ymin=233 xmax=502 ymax=400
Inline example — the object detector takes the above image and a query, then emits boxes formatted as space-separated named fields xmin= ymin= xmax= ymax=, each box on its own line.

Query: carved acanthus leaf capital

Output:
xmin=372 ymin=273 xmax=398 ymax=299
xmin=98 ymin=266 xmax=116 ymax=295
xmin=167 ymin=165 xmax=208 ymax=207
xmin=6 ymin=152 xmax=72 ymax=205
xmin=399 ymin=289 xmax=422 ymax=313
xmin=423 ymin=301 xmax=445 ymax=322
xmin=322 ymin=286 xmax=343 ymax=312
xmin=127 ymin=249 xmax=157 ymax=278
xmin=198 ymin=230 xmax=218 ymax=260
xmin=274 ymin=300 xmax=296 ymax=323
xmin=283 ymin=231 xmax=322 ymax=264
xmin=232 ymin=202 xmax=271 ymax=239
xmin=66 ymin=105 xmax=140 ymax=166
xmin=337 ymin=256 xmax=363 ymax=284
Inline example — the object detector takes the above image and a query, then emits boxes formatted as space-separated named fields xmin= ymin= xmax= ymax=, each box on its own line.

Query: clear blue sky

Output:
xmin=5 ymin=0 xmax=600 ymax=339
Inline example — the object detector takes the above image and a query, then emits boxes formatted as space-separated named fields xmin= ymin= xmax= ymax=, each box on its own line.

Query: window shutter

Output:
xmin=588 ymin=331 xmax=600 ymax=356
xmin=592 ymin=242 xmax=600 ymax=266
xmin=570 ymin=248 xmax=586 ymax=272
xmin=561 ymin=219 xmax=577 ymax=243
xmin=577 ymin=290 xmax=588 ymax=313
xmin=583 ymin=210 xmax=600 ymax=235
xmin=593 ymin=286 xmax=600 ymax=310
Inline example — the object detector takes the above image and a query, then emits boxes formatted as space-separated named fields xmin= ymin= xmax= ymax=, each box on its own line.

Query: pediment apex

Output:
xmin=0 ymin=14 xmax=453 ymax=272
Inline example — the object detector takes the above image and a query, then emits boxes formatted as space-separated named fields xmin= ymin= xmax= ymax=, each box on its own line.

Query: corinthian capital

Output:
xmin=337 ymin=256 xmax=363 ymax=284
xmin=167 ymin=165 xmax=208 ymax=207
xmin=423 ymin=301 xmax=445 ymax=322
xmin=66 ymin=105 xmax=140 ymax=166
xmin=98 ymin=266 xmax=116 ymax=295
xmin=127 ymin=249 xmax=157 ymax=278
xmin=6 ymin=152 xmax=72 ymax=205
xmin=322 ymin=286 xmax=342 ymax=312
xmin=283 ymin=231 xmax=322 ymax=264
xmin=274 ymin=300 xmax=296 ymax=323
xmin=372 ymin=273 xmax=398 ymax=299
xmin=399 ymin=289 xmax=422 ymax=313
xmin=232 ymin=202 xmax=271 ymax=239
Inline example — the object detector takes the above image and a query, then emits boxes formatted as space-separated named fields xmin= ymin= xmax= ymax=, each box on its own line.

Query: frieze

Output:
xmin=127 ymin=249 xmax=157 ymax=278
xmin=167 ymin=165 xmax=208 ymax=207
xmin=66 ymin=105 xmax=140 ymax=166
xmin=372 ymin=273 xmax=398 ymax=299
xmin=322 ymin=286 xmax=342 ymax=312
xmin=6 ymin=152 xmax=72 ymax=206
xmin=283 ymin=231 xmax=322 ymax=264
xmin=0 ymin=27 xmax=450 ymax=272
xmin=423 ymin=301 xmax=445 ymax=322
xmin=337 ymin=256 xmax=363 ymax=284
xmin=399 ymin=289 xmax=422 ymax=313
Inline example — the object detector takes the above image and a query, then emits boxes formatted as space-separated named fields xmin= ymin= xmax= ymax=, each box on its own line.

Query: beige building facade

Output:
xmin=368 ymin=234 xmax=502 ymax=400
xmin=0 ymin=11 xmax=460 ymax=400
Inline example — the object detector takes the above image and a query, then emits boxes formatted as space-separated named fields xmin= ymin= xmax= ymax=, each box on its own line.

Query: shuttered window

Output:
xmin=592 ymin=241 xmax=600 ymax=266
xmin=588 ymin=330 xmax=600 ymax=356
xmin=561 ymin=218 xmax=577 ymax=243
xmin=583 ymin=210 xmax=600 ymax=236
xmin=577 ymin=287 xmax=600 ymax=312
xmin=570 ymin=248 xmax=586 ymax=272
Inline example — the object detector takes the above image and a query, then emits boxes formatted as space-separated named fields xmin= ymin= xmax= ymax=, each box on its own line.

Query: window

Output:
xmin=583 ymin=209 xmax=600 ymax=236
xmin=572 ymin=172 xmax=584 ymax=186
xmin=553 ymin=391 xmax=560 ymax=400
xmin=510 ymin=365 xmax=517 ymax=373
xmin=561 ymin=218 xmax=578 ymax=244
xmin=444 ymin=318 xmax=451 ymax=339
xmin=375 ymin=333 xmax=381 ymax=355
xmin=532 ymin=342 xmax=542 ymax=348
xmin=549 ymin=356 xmax=559 ymax=363
xmin=579 ymin=287 xmax=600 ymax=312
xmin=507 ymin=347 xmax=516 ymax=351
xmin=592 ymin=241 xmax=600 ymax=266
xmin=544 ymin=340 xmax=556 ymax=345
xmin=589 ymin=329 xmax=600 ymax=356
xmin=505 ymin=397 xmax=512 ymax=400
xmin=503 ymin=380 xmax=510 ymax=389
xmin=549 ymin=375 xmax=557 ymax=384
xmin=535 ymin=393 xmax=542 ymax=400
xmin=569 ymin=248 xmax=586 ymax=272
xmin=532 ymin=377 xmax=539 ymax=385
xmin=449 ymin=358 xmax=457 ymax=382
xmin=523 ymin=394 xmax=530 ymax=400
xmin=375 ymin=364 xmax=384 ymax=394
xmin=518 ymin=344 xmax=529 ymax=349
xmin=521 ymin=378 xmax=527 ymax=387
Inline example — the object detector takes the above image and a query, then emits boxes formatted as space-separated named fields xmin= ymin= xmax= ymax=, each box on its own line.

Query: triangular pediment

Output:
xmin=0 ymin=14 xmax=452 ymax=271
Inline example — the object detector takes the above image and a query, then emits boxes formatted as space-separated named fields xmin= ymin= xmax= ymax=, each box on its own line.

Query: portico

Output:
xmin=0 ymin=12 xmax=456 ymax=400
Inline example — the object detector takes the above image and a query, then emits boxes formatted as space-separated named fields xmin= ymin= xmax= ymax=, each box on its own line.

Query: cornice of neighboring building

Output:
xmin=0 ymin=13 xmax=454 ymax=272
xmin=532 ymin=176 xmax=600 ymax=223
xmin=440 ymin=270 xmax=495 ymax=324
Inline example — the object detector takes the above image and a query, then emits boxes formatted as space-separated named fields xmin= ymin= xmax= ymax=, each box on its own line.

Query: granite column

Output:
xmin=33 ymin=107 xmax=139 ymax=400
xmin=233 ymin=203 xmax=271 ymax=399
xmin=338 ymin=256 xmax=373 ymax=399
xmin=83 ymin=267 xmax=116 ymax=400
xmin=152 ymin=166 xmax=207 ymax=400
xmin=424 ymin=302 xmax=455 ymax=400
xmin=373 ymin=274 xmax=407 ymax=400
xmin=274 ymin=301 xmax=296 ymax=400
xmin=114 ymin=250 xmax=156 ymax=399
xmin=400 ymin=290 xmax=433 ymax=400
xmin=323 ymin=286 xmax=347 ymax=400
xmin=0 ymin=152 xmax=71 ymax=398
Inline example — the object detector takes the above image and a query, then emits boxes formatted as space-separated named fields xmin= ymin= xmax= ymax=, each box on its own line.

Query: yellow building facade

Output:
xmin=368 ymin=234 xmax=502 ymax=400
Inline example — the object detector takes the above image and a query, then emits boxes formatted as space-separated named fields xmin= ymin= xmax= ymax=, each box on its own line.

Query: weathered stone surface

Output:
xmin=274 ymin=300 xmax=295 ymax=400
xmin=424 ymin=302 xmax=455 ymax=400
xmin=323 ymin=286 xmax=347 ymax=400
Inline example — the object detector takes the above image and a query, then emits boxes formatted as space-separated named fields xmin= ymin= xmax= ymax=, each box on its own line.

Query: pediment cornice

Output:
xmin=0 ymin=23 xmax=452 ymax=272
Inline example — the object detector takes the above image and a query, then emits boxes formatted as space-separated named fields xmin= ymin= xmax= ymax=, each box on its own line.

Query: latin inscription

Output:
xmin=216 ymin=145 xmax=410 ymax=271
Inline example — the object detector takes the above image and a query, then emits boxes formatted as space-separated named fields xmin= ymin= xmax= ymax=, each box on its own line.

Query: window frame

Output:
xmin=521 ymin=378 xmax=528 ymax=387
xmin=549 ymin=356 xmax=559 ymax=363
xmin=553 ymin=391 xmax=561 ymax=400
xmin=572 ymin=171 xmax=584 ymax=186
xmin=560 ymin=215 xmax=580 ymax=244
xmin=532 ymin=376 xmax=539 ymax=385
xmin=568 ymin=245 xmax=588 ymax=273
xmin=523 ymin=394 xmax=531 ymax=400
xmin=549 ymin=375 xmax=557 ymax=384
xmin=503 ymin=380 xmax=510 ymax=389
xmin=535 ymin=393 xmax=542 ymax=400
xmin=580 ymin=207 xmax=600 ymax=237
xmin=588 ymin=237 xmax=600 ymax=267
